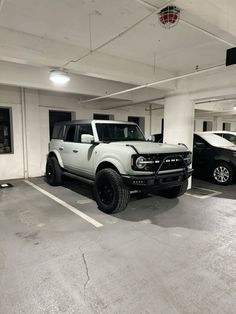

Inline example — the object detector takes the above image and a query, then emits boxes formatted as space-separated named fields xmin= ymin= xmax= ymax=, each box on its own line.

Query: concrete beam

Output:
xmin=0 ymin=26 xmax=176 ymax=90
xmin=0 ymin=60 xmax=166 ymax=104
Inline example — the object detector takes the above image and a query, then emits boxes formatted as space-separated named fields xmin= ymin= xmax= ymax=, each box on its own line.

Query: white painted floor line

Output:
xmin=24 ymin=180 xmax=103 ymax=228
xmin=185 ymin=186 xmax=222 ymax=199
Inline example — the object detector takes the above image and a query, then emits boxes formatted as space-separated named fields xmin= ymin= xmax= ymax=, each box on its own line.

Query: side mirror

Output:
xmin=81 ymin=134 xmax=95 ymax=144
xmin=194 ymin=142 xmax=206 ymax=149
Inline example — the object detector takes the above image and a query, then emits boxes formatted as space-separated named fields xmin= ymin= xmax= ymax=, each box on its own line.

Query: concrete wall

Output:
xmin=1 ymin=84 xmax=235 ymax=180
xmin=194 ymin=116 xmax=236 ymax=132
xmin=0 ymin=85 xmax=162 ymax=180
xmin=0 ymin=86 xmax=24 ymax=180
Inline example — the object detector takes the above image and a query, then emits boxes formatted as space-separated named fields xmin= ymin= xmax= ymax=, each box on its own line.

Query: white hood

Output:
xmin=109 ymin=141 xmax=189 ymax=154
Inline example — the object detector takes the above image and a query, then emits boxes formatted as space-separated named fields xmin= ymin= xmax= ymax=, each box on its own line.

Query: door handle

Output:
xmin=73 ymin=149 xmax=78 ymax=153
xmin=59 ymin=147 xmax=64 ymax=151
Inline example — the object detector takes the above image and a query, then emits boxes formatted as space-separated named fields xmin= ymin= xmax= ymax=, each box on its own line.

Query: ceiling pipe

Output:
xmin=145 ymin=105 xmax=164 ymax=111
xmin=138 ymin=0 xmax=235 ymax=47
xmin=79 ymin=63 xmax=224 ymax=104
xmin=63 ymin=11 xmax=155 ymax=68
xmin=62 ymin=0 xmax=172 ymax=68
xmin=180 ymin=19 xmax=235 ymax=48
xmin=195 ymin=97 xmax=236 ymax=104
xmin=103 ymin=96 xmax=164 ymax=110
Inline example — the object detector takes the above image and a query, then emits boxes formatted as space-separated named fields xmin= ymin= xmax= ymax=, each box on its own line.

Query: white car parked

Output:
xmin=46 ymin=120 xmax=193 ymax=213
xmin=204 ymin=131 xmax=236 ymax=145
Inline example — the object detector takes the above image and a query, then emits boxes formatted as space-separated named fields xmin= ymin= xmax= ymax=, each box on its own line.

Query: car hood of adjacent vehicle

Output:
xmin=107 ymin=141 xmax=189 ymax=154
xmin=221 ymin=146 xmax=236 ymax=152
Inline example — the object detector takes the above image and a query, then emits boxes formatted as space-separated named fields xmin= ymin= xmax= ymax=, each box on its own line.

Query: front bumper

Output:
xmin=122 ymin=168 xmax=193 ymax=189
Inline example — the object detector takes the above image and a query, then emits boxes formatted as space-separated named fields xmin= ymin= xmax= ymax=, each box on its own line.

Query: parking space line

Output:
xmin=24 ymin=180 xmax=103 ymax=228
xmin=185 ymin=186 xmax=222 ymax=199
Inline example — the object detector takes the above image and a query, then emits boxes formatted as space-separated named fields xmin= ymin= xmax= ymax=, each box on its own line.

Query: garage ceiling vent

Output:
xmin=159 ymin=5 xmax=180 ymax=29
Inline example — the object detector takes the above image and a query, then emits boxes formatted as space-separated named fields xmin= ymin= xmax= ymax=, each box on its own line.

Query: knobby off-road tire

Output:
xmin=158 ymin=180 xmax=188 ymax=199
xmin=94 ymin=168 xmax=130 ymax=214
xmin=46 ymin=156 xmax=63 ymax=186
xmin=212 ymin=162 xmax=234 ymax=185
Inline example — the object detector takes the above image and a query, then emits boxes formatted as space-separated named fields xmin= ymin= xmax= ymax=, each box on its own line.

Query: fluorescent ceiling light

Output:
xmin=49 ymin=70 xmax=70 ymax=85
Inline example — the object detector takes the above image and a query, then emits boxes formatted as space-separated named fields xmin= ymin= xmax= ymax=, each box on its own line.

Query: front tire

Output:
xmin=212 ymin=162 xmax=234 ymax=185
xmin=94 ymin=169 xmax=129 ymax=214
xmin=158 ymin=180 xmax=188 ymax=199
xmin=46 ymin=156 xmax=63 ymax=186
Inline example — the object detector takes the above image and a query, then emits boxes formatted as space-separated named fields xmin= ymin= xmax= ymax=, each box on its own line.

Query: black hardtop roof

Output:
xmin=55 ymin=119 xmax=137 ymax=126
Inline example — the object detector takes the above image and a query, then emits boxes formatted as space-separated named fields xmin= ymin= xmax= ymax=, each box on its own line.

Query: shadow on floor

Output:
xmin=44 ymin=176 xmax=235 ymax=231
xmin=52 ymin=176 xmax=180 ymax=226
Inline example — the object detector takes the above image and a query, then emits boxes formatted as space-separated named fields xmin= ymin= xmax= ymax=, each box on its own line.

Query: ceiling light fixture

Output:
xmin=233 ymin=104 xmax=236 ymax=111
xmin=49 ymin=70 xmax=70 ymax=85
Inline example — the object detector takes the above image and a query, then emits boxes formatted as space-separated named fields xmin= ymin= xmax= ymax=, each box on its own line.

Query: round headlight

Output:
xmin=136 ymin=156 xmax=146 ymax=169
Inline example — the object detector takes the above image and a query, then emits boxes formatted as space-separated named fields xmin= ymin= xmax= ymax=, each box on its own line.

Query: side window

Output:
xmin=52 ymin=125 xmax=64 ymax=139
xmin=78 ymin=124 xmax=93 ymax=142
xmin=223 ymin=133 xmax=236 ymax=145
xmin=64 ymin=125 xmax=76 ymax=142
xmin=222 ymin=134 xmax=229 ymax=140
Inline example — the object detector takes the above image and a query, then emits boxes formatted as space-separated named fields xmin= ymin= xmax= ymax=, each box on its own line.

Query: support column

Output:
xmin=215 ymin=117 xmax=223 ymax=131
xmin=164 ymin=93 xmax=194 ymax=188
xmin=164 ymin=93 xmax=194 ymax=150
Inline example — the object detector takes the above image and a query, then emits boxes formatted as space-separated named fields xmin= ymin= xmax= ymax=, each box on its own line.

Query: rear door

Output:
xmin=64 ymin=124 xmax=96 ymax=178
xmin=59 ymin=124 xmax=77 ymax=172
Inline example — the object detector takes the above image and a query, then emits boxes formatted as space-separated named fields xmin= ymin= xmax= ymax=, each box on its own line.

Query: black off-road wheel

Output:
xmin=158 ymin=180 xmax=188 ymax=199
xmin=94 ymin=168 xmax=130 ymax=214
xmin=46 ymin=156 xmax=63 ymax=186
xmin=212 ymin=162 xmax=234 ymax=185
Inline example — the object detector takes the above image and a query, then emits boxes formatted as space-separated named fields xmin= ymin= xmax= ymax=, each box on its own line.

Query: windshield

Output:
xmin=96 ymin=123 xmax=146 ymax=142
xmin=216 ymin=133 xmax=236 ymax=145
xmin=198 ymin=133 xmax=235 ymax=147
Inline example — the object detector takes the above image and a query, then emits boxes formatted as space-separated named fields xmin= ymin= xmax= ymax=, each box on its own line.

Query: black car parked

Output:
xmin=193 ymin=132 xmax=236 ymax=185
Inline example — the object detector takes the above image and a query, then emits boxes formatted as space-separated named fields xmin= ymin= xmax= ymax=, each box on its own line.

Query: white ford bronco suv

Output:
xmin=46 ymin=120 xmax=193 ymax=213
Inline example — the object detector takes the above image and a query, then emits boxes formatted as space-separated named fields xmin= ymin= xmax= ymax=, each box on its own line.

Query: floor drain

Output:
xmin=0 ymin=183 xmax=14 ymax=189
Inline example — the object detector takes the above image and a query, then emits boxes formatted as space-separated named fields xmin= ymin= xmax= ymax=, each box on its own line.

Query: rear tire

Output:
xmin=46 ymin=156 xmax=63 ymax=186
xmin=158 ymin=180 xmax=188 ymax=199
xmin=94 ymin=169 xmax=129 ymax=214
xmin=212 ymin=162 xmax=234 ymax=185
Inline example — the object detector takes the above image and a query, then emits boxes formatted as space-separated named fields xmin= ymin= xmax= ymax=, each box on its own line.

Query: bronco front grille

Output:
xmin=143 ymin=153 xmax=189 ymax=173
xmin=157 ymin=155 xmax=186 ymax=173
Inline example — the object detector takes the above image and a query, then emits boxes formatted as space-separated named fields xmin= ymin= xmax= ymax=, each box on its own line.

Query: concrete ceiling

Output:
xmin=0 ymin=0 xmax=236 ymax=112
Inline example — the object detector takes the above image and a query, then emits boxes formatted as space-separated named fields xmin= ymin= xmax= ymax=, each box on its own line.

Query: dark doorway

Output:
xmin=128 ymin=116 xmax=140 ymax=125
xmin=93 ymin=113 xmax=111 ymax=120
xmin=223 ymin=122 xmax=231 ymax=131
xmin=161 ymin=118 xmax=164 ymax=134
xmin=203 ymin=121 xmax=213 ymax=132
xmin=49 ymin=110 xmax=72 ymax=139
xmin=128 ymin=116 xmax=145 ymax=132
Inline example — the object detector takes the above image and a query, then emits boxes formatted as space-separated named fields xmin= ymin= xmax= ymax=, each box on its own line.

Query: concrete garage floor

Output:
xmin=0 ymin=177 xmax=235 ymax=314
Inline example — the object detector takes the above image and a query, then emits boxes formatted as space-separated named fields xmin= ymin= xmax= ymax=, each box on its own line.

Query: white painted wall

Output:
xmin=0 ymin=86 xmax=24 ymax=180
xmin=0 ymin=85 xmax=162 ymax=179
xmin=1 ymin=84 xmax=235 ymax=180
